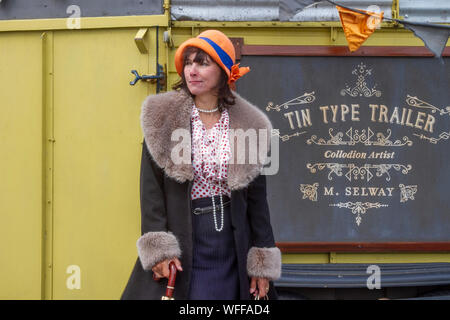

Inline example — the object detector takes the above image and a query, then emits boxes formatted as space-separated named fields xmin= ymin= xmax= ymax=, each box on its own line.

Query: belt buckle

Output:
xmin=193 ymin=208 xmax=203 ymax=215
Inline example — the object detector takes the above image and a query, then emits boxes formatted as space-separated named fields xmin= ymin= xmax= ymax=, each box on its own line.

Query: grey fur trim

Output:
xmin=136 ymin=231 xmax=181 ymax=271
xmin=247 ymin=247 xmax=282 ymax=280
xmin=140 ymin=89 xmax=272 ymax=190
xmin=141 ymin=90 xmax=195 ymax=183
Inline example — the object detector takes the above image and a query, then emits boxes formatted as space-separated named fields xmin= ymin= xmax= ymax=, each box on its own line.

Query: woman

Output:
xmin=121 ymin=30 xmax=281 ymax=300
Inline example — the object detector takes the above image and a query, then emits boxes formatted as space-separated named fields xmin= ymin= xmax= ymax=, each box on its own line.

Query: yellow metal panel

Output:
xmin=282 ymin=254 xmax=330 ymax=264
xmin=282 ymin=252 xmax=450 ymax=264
xmin=41 ymin=30 xmax=55 ymax=300
xmin=333 ymin=253 xmax=450 ymax=264
xmin=171 ymin=21 xmax=366 ymax=28
xmin=51 ymin=28 xmax=153 ymax=299
xmin=170 ymin=26 xmax=446 ymax=49
xmin=0 ymin=15 xmax=168 ymax=32
xmin=0 ymin=32 xmax=44 ymax=299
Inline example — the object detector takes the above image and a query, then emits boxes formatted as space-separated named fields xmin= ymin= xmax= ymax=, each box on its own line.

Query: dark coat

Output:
xmin=121 ymin=89 xmax=281 ymax=300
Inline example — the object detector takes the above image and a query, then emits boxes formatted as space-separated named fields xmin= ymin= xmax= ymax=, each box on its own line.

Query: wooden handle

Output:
xmin=164 ymin=261 xmax=177 ymax=299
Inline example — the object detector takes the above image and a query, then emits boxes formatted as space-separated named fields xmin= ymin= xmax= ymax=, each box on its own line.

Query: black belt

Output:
xmin=193 ymin=200 xmax=231 ymax=215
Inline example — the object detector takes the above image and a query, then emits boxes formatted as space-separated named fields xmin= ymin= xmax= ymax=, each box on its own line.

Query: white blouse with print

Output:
xmin=191 ymin=105 xmax=232 ymax=200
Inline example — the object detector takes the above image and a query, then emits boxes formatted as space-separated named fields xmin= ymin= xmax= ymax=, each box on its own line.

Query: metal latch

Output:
xmin=129 ymin=64 xmax=166 ymax=91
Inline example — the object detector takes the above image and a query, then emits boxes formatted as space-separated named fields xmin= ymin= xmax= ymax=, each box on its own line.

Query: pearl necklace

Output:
xmin=197 ymin=104 xmax=225 ymax=232
xmin=209 ymin=181 xmax=224 ymax=232
xmin=196 ymin=106 xmax=218 ymax=113
xmin=207 ymin=120 xmax=224 ymax=232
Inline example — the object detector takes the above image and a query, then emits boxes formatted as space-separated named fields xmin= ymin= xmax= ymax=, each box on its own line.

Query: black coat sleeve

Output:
xmin=139 ymin=139 xmax=167 ymax=234
xmin=246 ymin=174 xmax=276 ymax=248
xmin=246 ymin=173 xmax=281 ymax=281
xmin=136 ymin=140 xmax=181 ymax=271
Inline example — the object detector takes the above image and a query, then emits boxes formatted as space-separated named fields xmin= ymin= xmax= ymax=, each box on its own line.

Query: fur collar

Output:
xmin=141 ymin=89 xmax=272 ymax=190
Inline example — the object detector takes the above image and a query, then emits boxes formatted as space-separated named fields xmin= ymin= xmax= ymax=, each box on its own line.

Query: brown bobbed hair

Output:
xmin=172 ymin=46 xmax=236 ymax=111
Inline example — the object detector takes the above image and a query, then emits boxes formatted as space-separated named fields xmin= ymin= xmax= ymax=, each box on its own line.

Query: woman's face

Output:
xmin=184 ymin=51 xmax=222 ymax=97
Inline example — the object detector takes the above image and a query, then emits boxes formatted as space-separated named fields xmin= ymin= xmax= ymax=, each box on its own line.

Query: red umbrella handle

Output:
xmin=164 ymin=261 xmax=177 ymax=299
xmin=152 ymin=261 xmax=178 ymax=300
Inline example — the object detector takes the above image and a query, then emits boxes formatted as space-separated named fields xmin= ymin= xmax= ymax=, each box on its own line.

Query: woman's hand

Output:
xmin=152 ymin=257 xmax=183 ymax=279
xmin=250 ymin=277 xmax=270 ymax=298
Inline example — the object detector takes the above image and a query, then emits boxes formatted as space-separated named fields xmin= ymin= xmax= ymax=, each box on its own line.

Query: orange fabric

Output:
xmin=337 ymin=6 xmax=384 ymax=52
xmin=229 ymin=63 xmax=250 ymax=85
xmin=174 ymin=30 xmax=250 ymax=87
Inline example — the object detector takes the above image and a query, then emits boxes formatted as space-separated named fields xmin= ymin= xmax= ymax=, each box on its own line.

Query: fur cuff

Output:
xmin=136 ymin=231 xmax=181 ymax=271
xmin=247 ymin=247 xmax=282 ymax=280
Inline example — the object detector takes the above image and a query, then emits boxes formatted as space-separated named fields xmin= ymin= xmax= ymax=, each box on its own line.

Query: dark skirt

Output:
xmin=188 ymin=195 xmax=240 ymax=300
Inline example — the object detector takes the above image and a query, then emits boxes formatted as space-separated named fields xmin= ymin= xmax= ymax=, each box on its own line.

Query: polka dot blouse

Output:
xmin=191 ymin=105 xmax=232 ymax=200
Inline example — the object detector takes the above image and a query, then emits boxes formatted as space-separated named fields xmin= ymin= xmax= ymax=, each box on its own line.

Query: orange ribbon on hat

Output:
xmin=228 ymin=63 xmax=251 ymax=85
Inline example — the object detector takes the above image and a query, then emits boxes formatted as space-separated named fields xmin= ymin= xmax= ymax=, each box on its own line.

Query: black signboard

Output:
xmin=237 ymin=49 xmax=450 ymax=250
